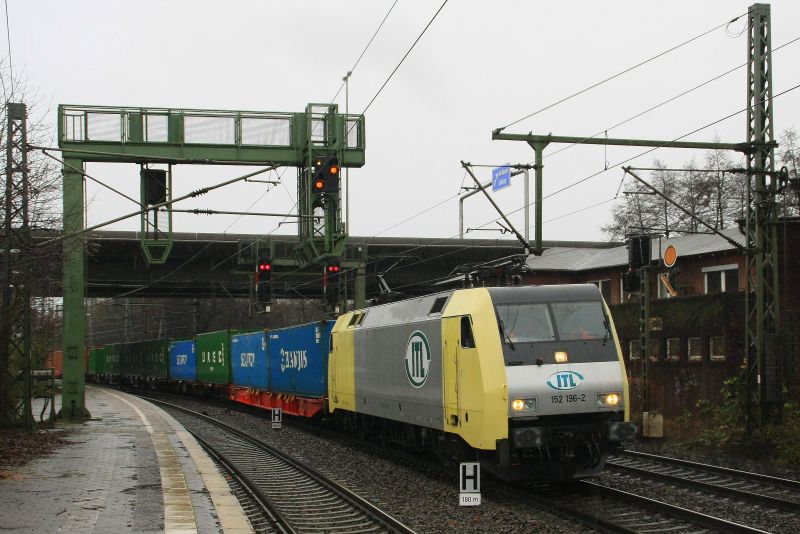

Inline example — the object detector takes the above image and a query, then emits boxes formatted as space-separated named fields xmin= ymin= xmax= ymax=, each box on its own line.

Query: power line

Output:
xmin=497 ymin=11 xmax=747 ymax=132
xmin=3 ymin=0 xmax=12 ymax=99
xmin=545 ymin=34 xmax=800 ymax=161
xmin=329 ymin=0 xmax=400 ymax=104
xmin=86 ymin=167 xmax=288 ymax=307
xmin=361 ymin=0 xmax=449 ymax=115
xmin=492 ymin=81 xmax=800 ymax=228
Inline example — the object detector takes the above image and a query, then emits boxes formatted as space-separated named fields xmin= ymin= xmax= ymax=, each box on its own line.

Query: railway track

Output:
xmin=149 ymin=398 xmax=416 ymax=534
xmin=528 ymin=480 xmax=770 ymax=534
xmin=608 ymin=450 xmax=800 ymax=513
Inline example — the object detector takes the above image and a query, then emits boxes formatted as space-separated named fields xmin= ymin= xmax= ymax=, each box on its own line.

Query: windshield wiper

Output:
xmin=602 ymin=318 xmax=611 ymax=346
xmin=497 ymin=319 xmax=516 ymax=351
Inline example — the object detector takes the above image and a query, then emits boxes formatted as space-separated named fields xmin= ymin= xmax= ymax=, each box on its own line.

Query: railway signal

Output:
xmin=257 ymin=256 xmax=272 ymax=281
xmin=312 ymin=156 xmax=340 ymax=194
xmin=256 ymin=253 xmax=272 ymax=312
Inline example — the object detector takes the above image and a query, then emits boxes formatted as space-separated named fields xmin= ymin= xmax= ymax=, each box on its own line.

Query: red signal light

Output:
xmin=258 ymin=262 xmax=272 ymax=272
xmin=327 ymin=264 xmax=340 ymax=274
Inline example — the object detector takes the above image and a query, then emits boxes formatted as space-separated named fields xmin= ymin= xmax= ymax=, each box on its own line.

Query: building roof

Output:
xmin=526 ymin=227 xmax=746 ymax=272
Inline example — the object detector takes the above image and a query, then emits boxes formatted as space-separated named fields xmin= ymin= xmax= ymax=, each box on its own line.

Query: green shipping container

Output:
xmin=196 ymin=330 xmax=232 ymax=384
xmin=103 ymin=343 xmax=122 ymax=376
xmin=121 ymin=339 xmax=168 ymax=378
xmin=88 ymin=347 xmax=105 ymax=374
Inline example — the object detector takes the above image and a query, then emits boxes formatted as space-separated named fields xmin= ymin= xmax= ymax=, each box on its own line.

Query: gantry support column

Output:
xmin=61 ymin=157 xmax=89 ymax=419
xmin=745 ymin=2 xmax=781 ymax=429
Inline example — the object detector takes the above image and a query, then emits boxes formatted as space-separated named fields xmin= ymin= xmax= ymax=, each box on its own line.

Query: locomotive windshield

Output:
xmin=496 ymin=303 xmax=554 ymax=343
xmin=497 ymin=301 xmax=607 ymax=343
xmin=550 ymin=302 xmax=607 ymax=340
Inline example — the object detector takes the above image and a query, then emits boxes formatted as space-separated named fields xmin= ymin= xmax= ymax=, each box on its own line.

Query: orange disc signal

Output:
xmin=663 ymin=245 xmax=678 ymax=268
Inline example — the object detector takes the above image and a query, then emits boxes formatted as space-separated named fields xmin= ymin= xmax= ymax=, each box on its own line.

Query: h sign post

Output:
xmin=271 ymin=408 xmax=282 ymax=430
xmin=459 ymin=462 xmax=481 ymax=506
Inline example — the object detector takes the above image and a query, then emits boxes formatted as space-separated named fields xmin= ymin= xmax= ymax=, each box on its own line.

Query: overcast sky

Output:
xmin=11 ymin=0 xmax=800 ymax=244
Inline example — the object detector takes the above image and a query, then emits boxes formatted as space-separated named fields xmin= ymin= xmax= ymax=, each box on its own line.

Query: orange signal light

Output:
xmin=314 ymin=180 xmax=324 ymax=190
xmin=330 ymin=165 xmax=339 ymax=175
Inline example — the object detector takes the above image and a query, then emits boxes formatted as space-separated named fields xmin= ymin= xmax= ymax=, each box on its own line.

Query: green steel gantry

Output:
xmin=493 ymin=3 xmax=783 ymax=429
xmin=56 ymin=102 xmax=364 ymax=419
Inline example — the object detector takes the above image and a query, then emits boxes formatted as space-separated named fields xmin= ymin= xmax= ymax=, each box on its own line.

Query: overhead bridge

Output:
xmin=78 ymin=231 xmax=525 ymax=300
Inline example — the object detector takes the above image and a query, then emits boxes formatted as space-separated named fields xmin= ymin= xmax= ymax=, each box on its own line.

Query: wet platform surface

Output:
xmin=0 ymin=386 xmax=253 ymax=533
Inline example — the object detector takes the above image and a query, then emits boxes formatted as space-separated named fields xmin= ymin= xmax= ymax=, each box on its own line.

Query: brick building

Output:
xmin=513 ymin=219 xmax=800 ymax=425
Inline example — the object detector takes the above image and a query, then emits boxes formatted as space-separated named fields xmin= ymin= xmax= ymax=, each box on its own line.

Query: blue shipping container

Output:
xmin=268 ymin=321 xmax=334 ymax=397
xmin=231 ymin=331 xmax=268 ymax=390
xmin=169 ymin=340 xmax=196 ymax=381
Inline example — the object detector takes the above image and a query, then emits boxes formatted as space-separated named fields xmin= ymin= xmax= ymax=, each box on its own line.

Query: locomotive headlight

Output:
xmin=512 ymin=398 xmax=537 ymax=411
xmin=554 ymin=351 xmax=568 ymax=363
xmin=597 ymin=392 xmax=621 ymax=407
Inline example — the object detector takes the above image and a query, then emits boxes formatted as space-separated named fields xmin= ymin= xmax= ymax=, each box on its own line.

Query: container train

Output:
xmin=87 ymin=284 xmax=637 ymax=482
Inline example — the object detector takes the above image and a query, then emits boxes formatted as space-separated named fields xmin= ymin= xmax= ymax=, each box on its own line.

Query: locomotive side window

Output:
xmin=348 ymin=313 xmax=360 ymax=327
xmin=496 ymin=303 xmax=554 ymax=343
xmin=428 ymin=296 xmax=448 ymax=315
xmin=551 ymin=302 xmax=606 ymax=340
xmin=460 ymin=316 xmax=476 ymax=348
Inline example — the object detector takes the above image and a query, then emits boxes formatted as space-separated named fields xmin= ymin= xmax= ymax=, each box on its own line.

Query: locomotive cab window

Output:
xmin=550 ymin=301 xmax=607 ymax=340
xmin=460 ymin=316 xmax=476 ymax=349
xmin=496 ymin=303 xmax=554 ymax=343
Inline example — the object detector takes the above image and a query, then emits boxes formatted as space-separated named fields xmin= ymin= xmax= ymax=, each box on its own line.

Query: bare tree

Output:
xmin=0 ymin=58 xmax=63 ymax=426
xmin=778 ymin=127 xmax=799 ymax=216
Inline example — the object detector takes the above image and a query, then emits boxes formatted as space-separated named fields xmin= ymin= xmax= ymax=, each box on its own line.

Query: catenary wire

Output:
xmin=497 ymin=11 xmax=748 ymax=132
xmin=290 ymin=81 xmax=800 ymax=294
xmin=360 ymin=0 xmax=449 ymax=115
xmin=186 ymin=77 xmax=800 ymax=301
xmin=544 ymin=34 xmax=800 ymax=160
xmin=3 ymin=0 xmax=12 ymax=100
xmin=329 ymin=0 xmax=400 ymax=104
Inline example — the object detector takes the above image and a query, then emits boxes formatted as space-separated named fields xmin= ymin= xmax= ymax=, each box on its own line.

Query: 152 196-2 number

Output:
xmin=551 ymin=393 xmax=586 ymax=404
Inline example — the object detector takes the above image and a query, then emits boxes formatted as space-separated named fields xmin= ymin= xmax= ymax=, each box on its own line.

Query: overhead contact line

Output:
xmin=497 ymin=11 xmax=748 ymax=132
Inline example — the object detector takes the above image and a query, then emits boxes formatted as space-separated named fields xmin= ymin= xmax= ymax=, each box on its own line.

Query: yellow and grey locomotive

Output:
xmin=328 ymin=284 xmax=636 ymax=482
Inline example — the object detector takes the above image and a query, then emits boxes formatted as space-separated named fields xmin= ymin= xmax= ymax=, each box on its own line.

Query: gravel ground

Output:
xmin=594 ymin=467 xmax=800 ymax=533
xmin=157 ymin=395 xmax=595 ymax=534
xmin=152 ymin=391 xmax=800 ymax=533
xmin=609 ymin=438 xmax=800 ymax=533
xmin=627 ymin=438 xmax=800 ymax=481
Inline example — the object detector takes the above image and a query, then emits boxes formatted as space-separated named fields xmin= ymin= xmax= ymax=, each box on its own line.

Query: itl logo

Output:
xmin=405 ymin=331 xmax=431 ymax=388
xmin=546 ymin=371 xmax=584 ymax=390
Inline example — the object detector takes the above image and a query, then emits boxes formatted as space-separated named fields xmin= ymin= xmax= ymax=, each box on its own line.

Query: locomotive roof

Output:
xmin=487 ymin=284 xmax=602 ymax=304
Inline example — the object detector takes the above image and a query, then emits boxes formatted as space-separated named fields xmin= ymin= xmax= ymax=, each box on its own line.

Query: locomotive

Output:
xmin=88 ymin=283 xmax=636 ymax=482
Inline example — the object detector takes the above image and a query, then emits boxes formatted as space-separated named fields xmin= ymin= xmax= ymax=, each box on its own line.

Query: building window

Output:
xmin=649 ymin=340 xmax=661 ymax=363
xmin=629 ymin=339 xmax=641 ymax=360
xmin=688 ymin=337 xmax=703 ymax=362
xmin=703 ymin=264 xmax=739 ymax=294
xmin=710 ymin=337 xmax=726 ymax=362
xmin=590 ymin=279 xmax=612 ymax=303
xmin=666 ymin=338 xmax=680 ymax=362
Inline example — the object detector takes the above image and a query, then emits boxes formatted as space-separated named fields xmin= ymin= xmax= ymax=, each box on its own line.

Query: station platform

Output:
xmin=0 ymin=386 xmax=253 ymax=533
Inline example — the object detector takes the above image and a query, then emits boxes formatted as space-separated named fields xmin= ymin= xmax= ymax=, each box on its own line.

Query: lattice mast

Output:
xmin=745 ymin=3 xmax=782 ymax=428
xmin=1 ymin=102 xmax=33 ymax=429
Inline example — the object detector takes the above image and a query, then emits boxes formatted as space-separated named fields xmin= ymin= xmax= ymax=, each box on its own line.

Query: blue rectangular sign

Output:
xmin=492 ymin=165 xmax=511 ymax=192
